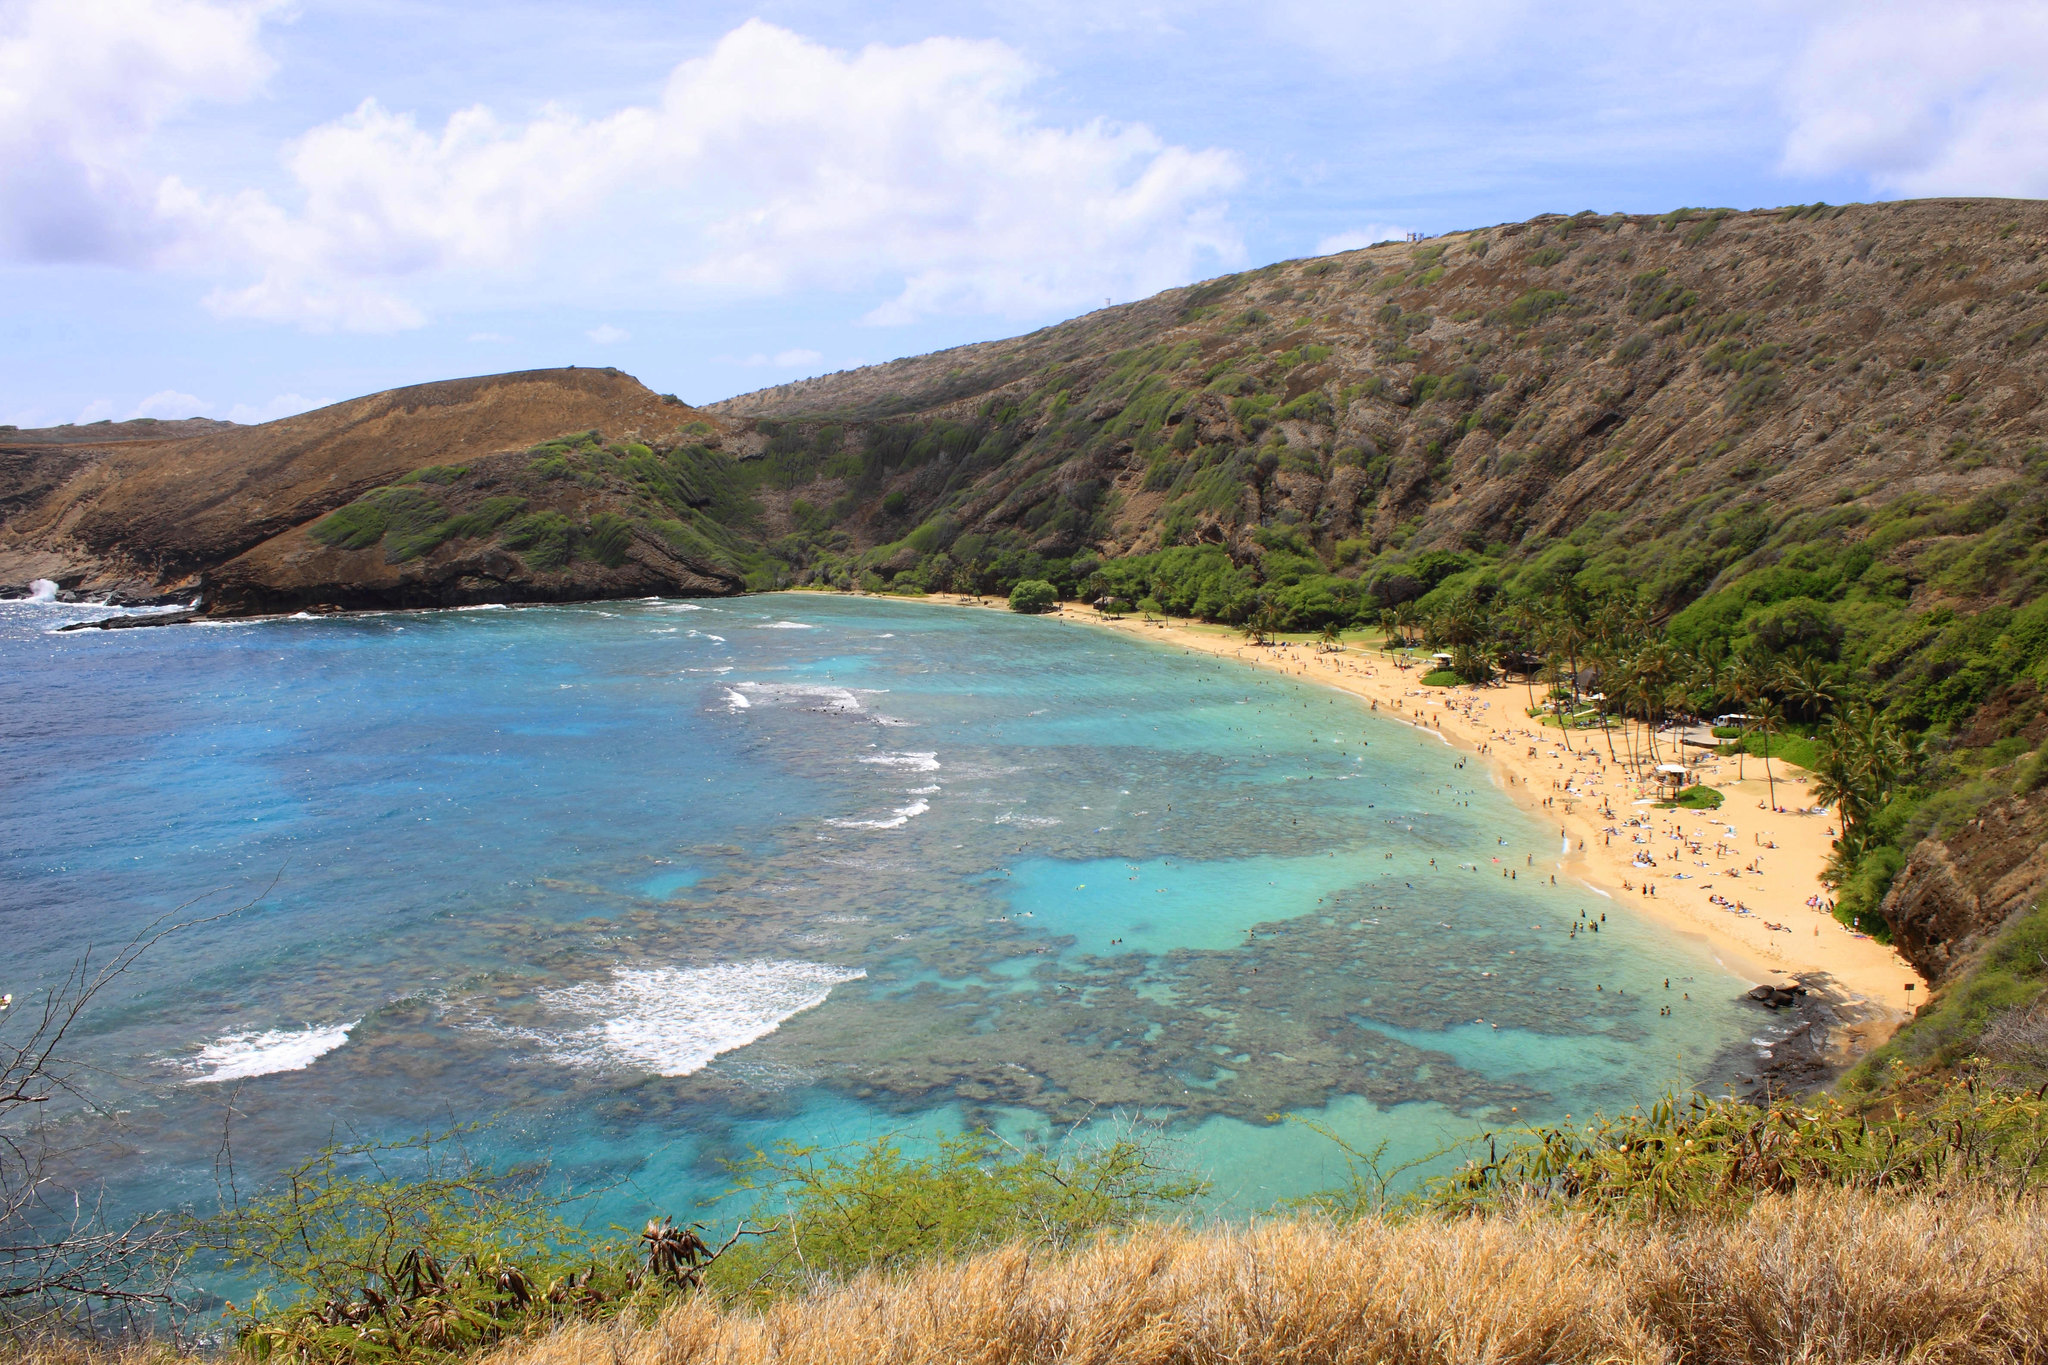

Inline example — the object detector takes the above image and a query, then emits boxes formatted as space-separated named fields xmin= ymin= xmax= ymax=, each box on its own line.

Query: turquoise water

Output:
xmin=1 ymin=593 xmax=1754 ymax=1231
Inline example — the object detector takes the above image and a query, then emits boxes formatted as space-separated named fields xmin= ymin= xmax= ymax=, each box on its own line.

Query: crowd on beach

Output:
xmin=914 ymin=595 xmax=1915 ymax=1020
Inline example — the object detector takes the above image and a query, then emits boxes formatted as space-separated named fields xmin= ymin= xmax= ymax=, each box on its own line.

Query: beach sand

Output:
xmin=874 ymin=594 xmax=1915 ymax=1049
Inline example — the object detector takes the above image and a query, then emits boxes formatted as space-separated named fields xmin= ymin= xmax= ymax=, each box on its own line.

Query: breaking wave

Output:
xmin=174 ymin=1021 xmax=357 ymax=1084
xmin=536 ymin=962 xmax=864 ymax=1077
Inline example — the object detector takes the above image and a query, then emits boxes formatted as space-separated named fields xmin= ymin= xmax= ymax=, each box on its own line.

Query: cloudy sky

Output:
xmin=5 ymin=0 xmax=2047 ymax=426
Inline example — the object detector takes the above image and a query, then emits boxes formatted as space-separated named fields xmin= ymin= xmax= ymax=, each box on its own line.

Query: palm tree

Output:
xmin=1726 ymin=654 xmax=1775 ymax=783
xmin=1541 ymin=631 xmax=1576 ymax=753
xmin=1376 ymin=608 xmax=1398 ymax=653
xmin=1778 ymin=655 xmax=1841 ymax=725
xmin=1812 ymin=701 xmax=1919 ymax=861
xmin=1588 ymin=642 xmax=1623 ymax=764
xmin=1505 ymin=603 xmax=1544 ymax=712
xmin=1752 ymin=699 xmax=1786 ymax=810
xmin=1318 ymin=621 xmax=1342 ymax=652
xmin=1632 ymin=642 xmax=1677 ymax=763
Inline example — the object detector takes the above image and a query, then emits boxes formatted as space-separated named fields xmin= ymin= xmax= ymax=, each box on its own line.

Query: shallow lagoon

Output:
xmin=1 ymin=594 xmax=1754 ymax=1224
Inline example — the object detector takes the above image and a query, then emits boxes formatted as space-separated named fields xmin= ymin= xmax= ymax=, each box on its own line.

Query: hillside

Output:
xmin=0 ymin=368 xmax=749 ymax=611
xmin=6 ymin=198 xmax=2048 ymax=1064
xmin=712 ymin=197 xmax=2047 ymax=594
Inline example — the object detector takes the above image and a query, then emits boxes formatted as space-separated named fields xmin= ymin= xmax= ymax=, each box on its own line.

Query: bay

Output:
xmin=1 ymin=593 xmax=1754 ymax=1229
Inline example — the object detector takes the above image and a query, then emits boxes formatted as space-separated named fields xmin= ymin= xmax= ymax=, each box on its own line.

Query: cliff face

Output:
xmin=1881 ymin=784 xmax=2048 ymax=985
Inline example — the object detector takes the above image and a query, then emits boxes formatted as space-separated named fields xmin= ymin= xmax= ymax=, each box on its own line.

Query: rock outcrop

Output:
xmin=1881 ymin=785 xmax=2048 ymax=985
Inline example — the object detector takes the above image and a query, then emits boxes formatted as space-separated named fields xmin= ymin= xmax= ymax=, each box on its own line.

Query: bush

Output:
xmin=501 ymin=511 xmax=577 ymax=572
xmin=1009 ymin=579 xmax=1058 ymax=614
xmin=1422 ymin=669 xmax=1461 ymax=687
xmin=706 ymin=1130 xmax=1203 ymax=1302
xmin=206 ymin=1130 xmax=707 ymax=1363
xmin=1664 ymin=784 xmax=1724 ymax=809
xmin=582 ymin=512 xmax=634 ymax=568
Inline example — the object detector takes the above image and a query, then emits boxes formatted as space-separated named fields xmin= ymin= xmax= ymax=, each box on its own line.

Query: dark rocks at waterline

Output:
xmin=1745 ymin=982 xmax=1809 ymax=1010
xmin=55 ymin=608 xmax=199 ymax=631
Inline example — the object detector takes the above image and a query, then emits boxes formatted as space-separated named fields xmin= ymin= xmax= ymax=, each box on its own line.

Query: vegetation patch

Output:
xmin=1008 ymin=579 xmax=1058 ymax=613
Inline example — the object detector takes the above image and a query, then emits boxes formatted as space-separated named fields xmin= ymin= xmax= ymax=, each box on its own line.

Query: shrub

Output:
xmin=309 ymin=499 xmax=393 ymax=552
xmin=1501 ymin=289 xmax=1571 ymax=328
xmin=582 ymin=512 xmax=634 ymax=568
xmin=310 ymin=487 xmax=451 ymax=562
xmin=1422 ymin=669 xmax=1461 ymax=686
xmin=1008 ymin=579 xmax=1058 ymax=613
xmin=206 ymin=1130 xmax=697 ymax=1364
xmin=502 ymin=511 xmax=577 ymax=571
xmin=1664 ymin=784 xmax=1724 ymax=809
xmin=705 ymin=1130 xmax=1203 ymax=1302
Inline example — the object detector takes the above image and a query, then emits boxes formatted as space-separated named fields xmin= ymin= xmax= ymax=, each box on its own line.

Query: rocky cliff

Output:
xmin=1882 ymin=780 xmax=2048 ymax=985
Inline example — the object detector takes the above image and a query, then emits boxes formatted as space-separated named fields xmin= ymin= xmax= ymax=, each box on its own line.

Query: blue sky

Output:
xmin=5 ymin=0 xmax=2046 ymax=426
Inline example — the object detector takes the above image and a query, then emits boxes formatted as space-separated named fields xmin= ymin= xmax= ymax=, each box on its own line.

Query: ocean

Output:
xmin=1 ymin=592 xmax=1755 ymax=1238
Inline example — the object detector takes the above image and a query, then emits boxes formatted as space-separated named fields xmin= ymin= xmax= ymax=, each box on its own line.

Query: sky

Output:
xmin=5 ymin=0 xmax=2048 ymax=427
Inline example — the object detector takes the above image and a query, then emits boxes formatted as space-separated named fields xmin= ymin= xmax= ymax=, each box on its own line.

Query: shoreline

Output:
xmin=829 ymin=591 xmax=1913 ymax=1051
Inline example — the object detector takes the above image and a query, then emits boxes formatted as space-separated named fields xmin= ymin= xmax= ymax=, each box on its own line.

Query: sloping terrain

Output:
xmin=6 ymin=199 xmax=2048 ymax=1051
xmin=0 ymin=368 xmax=748 ymax=610
xmin=712 ymin=197 xmax=2048 ymax=597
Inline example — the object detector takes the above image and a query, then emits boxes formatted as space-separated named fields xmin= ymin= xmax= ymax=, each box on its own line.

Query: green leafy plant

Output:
xmin=205 ymin=1130 xmax=763 ymax=1363
xmin=705 ymin=1129 xmax=1204 ymax=1302
xmin=1008 ymin=579 xmax=1058 ymax=613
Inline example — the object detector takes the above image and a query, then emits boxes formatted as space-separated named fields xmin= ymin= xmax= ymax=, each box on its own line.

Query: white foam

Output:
xmin=175 ymin=1020 xmax=357 ymax=1084
xmin=722 ymin=688 xmax=751 ymax=710
xmin=539 ymin=962 xmax=863 ymax=1077
xmin=860 ymin=751 xmax=939 ymax=772
xmin=455 ymin=603 xmax=508 ymax=611
xmin=828 ymin=798 xmax=931 ymax=829
xmin=735 ymin=682 xmax=877 ymax=714
xmin=655 ymin=603 xmax=703 ymax=611
xmin=995 ymin=812 xmax=1062 ymax=828
xmin=906 ymin=784 xmax=941 ymax=794
xmin=757 ymin=621 xmax=814 ymax=629
xmin=28 ymin=579 xmax=58 ymax=602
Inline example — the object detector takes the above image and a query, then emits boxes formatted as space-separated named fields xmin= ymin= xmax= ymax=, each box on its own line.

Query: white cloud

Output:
xmin=1314 ymin=225 xmax=1413 ymax=255
xmin=721 ymin=349 xmax=829 ymax=368
xmin=1781 ymin=1 xmax=2048 ymax=196
xmin=585 ymin=324 xmax=629 ymax=344
xmin=127 ymin=388 xmax=209 ymax=419
xmin=468 ymin=331 xmax=512 ymax=343
xmin=65 ymin=389 xmax=326 ymax=427
xmin=227 ymin=393 xmax=327 ymax=424
xmin=0 ymin=0 xmax=278 ymax=263
xmin=158 ymin=20 xmax=1242 ymax=331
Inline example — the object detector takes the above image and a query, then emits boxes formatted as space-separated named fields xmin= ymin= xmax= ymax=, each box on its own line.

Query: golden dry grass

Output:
xmin=485 ymin=1191 xmax=2048 ymax=1365
xmin=2 ymin=1339 xmax=187 ymax=1365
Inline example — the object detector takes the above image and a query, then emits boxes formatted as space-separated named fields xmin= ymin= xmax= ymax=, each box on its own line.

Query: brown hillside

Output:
xmin=708 ymin=198 xmax=2048 ymax=572
xmin=0 ymin=367 xmax=742 ymax=609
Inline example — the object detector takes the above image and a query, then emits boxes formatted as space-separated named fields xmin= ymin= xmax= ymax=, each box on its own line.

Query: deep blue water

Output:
xmin=2 ymin=593 xmax=1755 ymax=1231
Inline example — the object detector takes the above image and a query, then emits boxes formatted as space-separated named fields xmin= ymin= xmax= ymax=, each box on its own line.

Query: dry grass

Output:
xmin=1 ymin=1339 xmax=187 ymax=1365
xmin=484 ymin=1191 xmax=2048 ymax=1365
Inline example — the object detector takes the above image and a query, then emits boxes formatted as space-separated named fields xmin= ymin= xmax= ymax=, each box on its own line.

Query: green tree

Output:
xmin=1008 ymin=579 xmax=1058 ymax=614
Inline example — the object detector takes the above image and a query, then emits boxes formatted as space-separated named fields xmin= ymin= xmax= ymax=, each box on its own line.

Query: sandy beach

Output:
xmin=870 ymin=593 xmax=1916 ymax=1043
